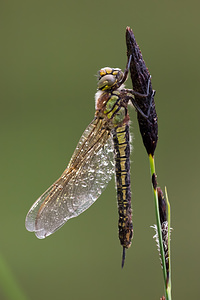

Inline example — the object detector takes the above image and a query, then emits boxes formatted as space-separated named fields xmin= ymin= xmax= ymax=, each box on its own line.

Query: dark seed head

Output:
xmin=126 ymin=27 xmax=158 ymax=156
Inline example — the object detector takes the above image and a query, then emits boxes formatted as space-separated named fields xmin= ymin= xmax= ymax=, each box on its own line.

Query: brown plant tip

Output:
xmin=160 ymin=296 xmax=165 ymax=300
xmin=152 ymin=187 xmax=170 ymax=278
xmin=152 ymin=173 xmax=157 ymax=190
xmin=157 ymin=187 xmax=170 ymax=278
xmin=126 ymin=27 xmax=158 ymax=156
xmin=157 ymin=187 xmax=167 ymax=225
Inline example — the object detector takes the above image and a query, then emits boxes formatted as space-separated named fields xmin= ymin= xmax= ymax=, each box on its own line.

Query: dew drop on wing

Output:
xmin=89 ymin=175 xmax=94 ymax=181
xmin=81 ymin=181 xmax=87 ymax=188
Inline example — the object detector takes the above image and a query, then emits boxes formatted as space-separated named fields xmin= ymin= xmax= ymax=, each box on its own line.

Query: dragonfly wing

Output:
xmin=25 ymin=118 xmax=115 ymax=239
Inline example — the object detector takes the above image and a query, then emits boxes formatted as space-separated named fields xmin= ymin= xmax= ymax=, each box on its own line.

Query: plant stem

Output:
xmin=165 ymin=187 xmax=172 ymax=300
xmin=0 ymin=253 xmax=28 ymax=300
xmin=149 ymin=154 xmax=168 ymax=297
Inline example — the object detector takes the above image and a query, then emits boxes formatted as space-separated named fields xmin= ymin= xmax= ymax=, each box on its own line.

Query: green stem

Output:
xmin=0 ymin=253 xmax=28 ymax=300
xmin=165 ymin=187 xmax=172 ymax=300
xmin=149 ymin=155 xmax=168 ymax=296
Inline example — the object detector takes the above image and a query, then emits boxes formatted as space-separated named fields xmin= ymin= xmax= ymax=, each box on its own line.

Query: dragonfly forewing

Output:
xmin=25 ymin=118 xmax=115 ymax=239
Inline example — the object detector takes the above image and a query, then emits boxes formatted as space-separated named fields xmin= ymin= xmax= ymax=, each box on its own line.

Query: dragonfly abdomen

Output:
xmin=112 ymin=124 xmax=133 ymax=249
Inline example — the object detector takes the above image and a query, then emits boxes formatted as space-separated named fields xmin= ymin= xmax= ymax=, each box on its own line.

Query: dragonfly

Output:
xmin=25 ymin=55 xmax=152 ymax=267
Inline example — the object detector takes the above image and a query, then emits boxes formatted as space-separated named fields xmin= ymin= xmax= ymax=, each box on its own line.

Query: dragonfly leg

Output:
xmin=128 ymin=89 xmax=155 ymax=120
xmin=120 ymin=57 xmax=156 ymax=120
xmin=126 ymin=75 xmax=152 ymax=98
xmin=122 ymin=54 xmax=132 ymax=83
xmin=115 ymin=55 xmax=132 ymax=88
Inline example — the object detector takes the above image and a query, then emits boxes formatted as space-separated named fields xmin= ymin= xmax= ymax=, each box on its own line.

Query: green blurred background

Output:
xmin=1 ymin=0 xmax=199 ymax=299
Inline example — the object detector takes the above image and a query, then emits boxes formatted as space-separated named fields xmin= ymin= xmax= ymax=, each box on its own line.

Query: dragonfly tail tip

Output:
xmin=121 ymin=247 xmax=126 ymax=268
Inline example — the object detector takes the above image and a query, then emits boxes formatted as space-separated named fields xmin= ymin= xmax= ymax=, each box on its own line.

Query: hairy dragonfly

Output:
xmin=25 ymin=56 xmax=152 ymax=266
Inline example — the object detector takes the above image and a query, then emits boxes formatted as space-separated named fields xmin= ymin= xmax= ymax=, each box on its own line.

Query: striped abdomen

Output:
xmin=112 ymin=123 xmax=133 ymax=249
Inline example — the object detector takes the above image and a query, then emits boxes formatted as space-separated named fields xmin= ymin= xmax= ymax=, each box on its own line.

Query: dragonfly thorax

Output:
xmin=97 ymin=67 xmax=124 ymax=91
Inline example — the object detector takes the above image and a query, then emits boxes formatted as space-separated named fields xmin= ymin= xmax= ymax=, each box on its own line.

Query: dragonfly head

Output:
xmin=97 ymin=67 xmax=124 ymax=91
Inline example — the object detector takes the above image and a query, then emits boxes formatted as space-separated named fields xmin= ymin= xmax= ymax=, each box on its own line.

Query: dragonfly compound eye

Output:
xmin=97 ymin=68 xmax=124 ymax=91
xmin=98 ymin=74 xmax=117 ymax=90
